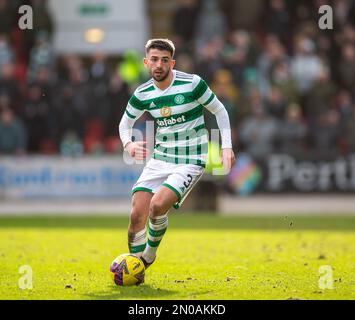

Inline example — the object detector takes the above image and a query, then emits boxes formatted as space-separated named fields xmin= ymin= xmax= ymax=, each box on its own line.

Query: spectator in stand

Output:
xmin=237 ymin=87 xmax=263 ymax=124
xmin=239 ymin=102 xmax=278 ymax=161
xmin=23 ymin=0 xmax=54 ymax=59
xmin=106 ymin=72 xmax=130 ymax=138
xmin=23 ymin=84 xmax=50 ymax=152
xmin=305 ymin=66 xmax=337 ymax=122
xmin=172 ymin=0 xmax=200 ymax=51
xmin=311 ymin=109 xmax=341 ymax=158
xmin=336 ymin=90 xmax=354 ymax=154
xmin=264 ymin=0 xmax=291 ymax=46
xmin=221 ymin=29 xmax=257 ymax=87
xmin=32 ymin=66 xmax=53 ymax=100
xmin=174 ymin=52 xmax=195 ymax=74
xmin=349 ymin=2 xmax=355 ymax=27
xmin=0 ymin=63 xmax=21 ymax=114
xmin=90 ymin=52 xmax=110 ymax=81
xmin=0 ymin=0 xmax=351 ymax=159
xmin=269 ymin=61 xmax=299 ymax=104
xmin=51 ymin=80 xmax=88 ymax=144
xmin=257 ymin=34 xmax=289 ymax=97
xmin=27 ymin=32 xmax=54 ymax=82
xmin=0 ymin=107 xmax=27 ymax=154
xmin=219 ymin=0 xmax=264 ymax=30
xmin=194 ymin=0 xmax=227 ymax=54
xmin=0 ymin=34 xmax=13 ymax=66
xmin=335 ymin=23 xmax=355 ymax=48
xmin=337 ymin=43 xmax=355 ymax=91
xmin=118 ymin=49 xmax=149 ymax=89
xmin=278 ymin=103 xmax=307 ymax=157
xmin=0 ymin=93 xmax=11 ymax=114
xmin=31 ymin=0 xmax=54 ymax=35
xmin=334 ymin=0 xmax=352 ymax=27
xmin=314 ymin=33 xmax=334 ymax=63
xmin=88 ymin=52 xmax=110 ymax=122
xmin=60 ymin=130 xmax=84 ymax=157
xmin=340 ymin=105 xmax=355 ymax=153
xmin=195 ymin=36 xmax=224 ymax=83
xmin=59 ymin=54 xmax=86 ymax=82
xmin=265 ymin=86 xmax=288 ymax=119
xmin=68 ymin=62 xmax=91 ymax=115
xmin=30 ymin=66 xmax=56 ymax=146
xmin=290 ymin=2 xmax=318 ymax=37
xmin=290 ymin=35 xmax=324 ymax=95
xmin=336 ymin=89 xmax=353 ymax=121
xmin=208 ymin=69 xmax=238 ymax=146
xmin=0 ymin=0 xmax=15 ymax=35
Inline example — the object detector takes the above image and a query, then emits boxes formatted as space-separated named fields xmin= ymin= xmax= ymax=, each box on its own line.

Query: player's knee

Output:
xmin=149 ymin=199 xmax=165 ymax=217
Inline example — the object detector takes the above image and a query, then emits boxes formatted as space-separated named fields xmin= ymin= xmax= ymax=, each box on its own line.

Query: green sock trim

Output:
xmin=148 ymin=227 xmax=167 ymax=237
xmin=129 ymin=243 xmax=146 ymax=253
xmin=147 ymin=239 xmax=161 ymax=247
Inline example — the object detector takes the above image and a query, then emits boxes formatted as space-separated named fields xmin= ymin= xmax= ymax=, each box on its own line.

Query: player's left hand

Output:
xmin=221 ymin=148 xmax=235 ymax=174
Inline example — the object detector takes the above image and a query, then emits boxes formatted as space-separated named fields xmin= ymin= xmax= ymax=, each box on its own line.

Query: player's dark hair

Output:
xmin=145 ymin=39 xmax=175 ymax=58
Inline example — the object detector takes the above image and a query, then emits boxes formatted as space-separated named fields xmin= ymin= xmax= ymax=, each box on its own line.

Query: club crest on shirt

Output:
xmin=174 ymin=94 xmax=185 ymax=105
xmin=160 ymin=106 xmax=172 ymax=117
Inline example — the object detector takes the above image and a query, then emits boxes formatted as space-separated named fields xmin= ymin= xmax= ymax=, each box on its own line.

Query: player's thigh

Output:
xmin=164 ymin=164 xmax=204 ymax=205
xmin=149 ymin=186 xmax=178 ymax=217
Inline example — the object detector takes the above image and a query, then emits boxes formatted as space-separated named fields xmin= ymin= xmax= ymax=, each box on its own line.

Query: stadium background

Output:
xmin=0 ymin=0 xmax=355 ymax=301
xmin=0 ymin=0 xmax=355 ymax=213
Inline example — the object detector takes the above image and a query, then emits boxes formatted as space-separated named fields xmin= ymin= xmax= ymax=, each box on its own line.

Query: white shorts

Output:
xmin=132 ymin=158 xmax=204 ymax=209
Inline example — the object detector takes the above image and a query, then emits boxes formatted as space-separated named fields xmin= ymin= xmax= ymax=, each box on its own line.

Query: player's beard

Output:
xmin=152 ymin=68 xmax=170 ymax=82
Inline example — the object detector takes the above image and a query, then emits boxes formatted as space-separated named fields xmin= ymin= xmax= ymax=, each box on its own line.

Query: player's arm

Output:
xmin=119 ymin=93 xmax=149 ymax=160
xmin=192 ymin=76 xmax=236 ymax=172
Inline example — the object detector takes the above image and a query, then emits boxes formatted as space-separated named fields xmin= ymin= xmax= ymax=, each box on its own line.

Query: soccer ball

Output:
xmin=110 ymin=253 xmax=145 ymax=286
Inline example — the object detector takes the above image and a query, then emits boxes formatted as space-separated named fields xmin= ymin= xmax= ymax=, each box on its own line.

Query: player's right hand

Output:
xmin=125 ymin=141 xmax=149 ymax=160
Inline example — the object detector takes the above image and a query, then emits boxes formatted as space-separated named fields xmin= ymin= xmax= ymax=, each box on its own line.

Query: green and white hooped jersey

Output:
xmin=125 ymin=70 xmax=216 ymax=167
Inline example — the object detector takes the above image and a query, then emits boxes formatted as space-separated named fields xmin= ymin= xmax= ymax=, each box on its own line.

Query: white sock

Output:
xmin=128 ymin=228 xmax=146 ymax=257
xmin=142 ymin=214 xmax=168 ymax=263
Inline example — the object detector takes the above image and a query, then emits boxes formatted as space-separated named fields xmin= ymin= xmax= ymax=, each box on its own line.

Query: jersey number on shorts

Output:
xmin=183 ymin=174 xmax=193 ymax=189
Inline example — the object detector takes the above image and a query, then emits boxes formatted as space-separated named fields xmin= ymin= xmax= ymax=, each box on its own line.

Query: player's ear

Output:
xmin=143 ymin=57 xmax=148 ymax=67
xmin=170 ymin=59 xmax=176 ymax=68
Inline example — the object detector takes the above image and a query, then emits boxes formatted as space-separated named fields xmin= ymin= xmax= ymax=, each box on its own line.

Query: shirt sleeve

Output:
xmin=192 ymin=75 xmax=233 ymax=149
xmin=192 ymin=75 xmax=216 ymax=107
xmin=118 ymin=92 xmax=146 ymax=148
xmin=124 ymin=93 xmax=146 ymax=120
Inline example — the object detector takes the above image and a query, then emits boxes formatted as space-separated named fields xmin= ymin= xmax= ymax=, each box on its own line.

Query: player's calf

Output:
xmin=141 ymin=187 xmax=177 ymax=267
xmin=127 ymin=191 xmax=152 ymax=257
xmin=128 ymin=229 xmax=146 ymax=258
xmin=141 ymin=213 xmax=168 ymax=268
xmin=128 ymin=208 xmax=148 ymax=257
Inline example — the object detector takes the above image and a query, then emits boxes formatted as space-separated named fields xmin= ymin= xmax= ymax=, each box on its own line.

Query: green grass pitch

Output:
xmin=0 ymin=214 xmax=354 ymax=300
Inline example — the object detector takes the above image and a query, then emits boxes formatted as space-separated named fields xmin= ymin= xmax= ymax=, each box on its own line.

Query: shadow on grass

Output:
xmin=0 ymin=214 xmax=354 ymax=231
xmin=84 ymin=284 xmax=177 ymax=300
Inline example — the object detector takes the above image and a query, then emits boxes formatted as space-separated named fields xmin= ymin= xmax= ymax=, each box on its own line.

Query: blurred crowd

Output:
xmin=0 ymin=0 xmax=355 ymax=161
